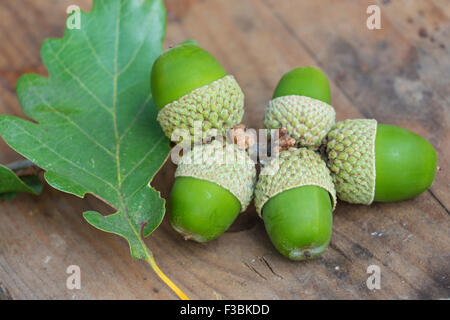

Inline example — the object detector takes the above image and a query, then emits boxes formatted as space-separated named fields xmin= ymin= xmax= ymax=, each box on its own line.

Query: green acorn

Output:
xmin=264 ymin=67 xmax=336 ymax=149
xmin=255 ymin=148 xmax=337 ymax=260
xmin=255 ymin=67 xmax=337 ymax=260
xmin=169 ymin=141 xmax=256 ymax=242
xmin=151 ymin=42 xmax=244 ymax=141
xmin=326 ymin=119 xmax=438 ymax=204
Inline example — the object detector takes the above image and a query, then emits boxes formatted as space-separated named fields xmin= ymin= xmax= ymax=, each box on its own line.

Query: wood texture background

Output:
xmin=0 ymin=0 xmax=449 ymax=300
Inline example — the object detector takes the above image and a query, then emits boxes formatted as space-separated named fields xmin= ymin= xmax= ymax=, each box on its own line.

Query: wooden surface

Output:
xmin=0 ymin=0 xmax=449 ymax=300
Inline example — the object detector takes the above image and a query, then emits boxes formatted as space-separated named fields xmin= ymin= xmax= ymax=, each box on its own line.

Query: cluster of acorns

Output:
xmin=151 ymin=42 xmax=438 ymax=260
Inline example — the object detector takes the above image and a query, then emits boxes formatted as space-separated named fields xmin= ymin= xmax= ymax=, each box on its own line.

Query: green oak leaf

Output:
xmin=0 ymin=165 xmax=43 ymax=199
xmin=0 ymin=0 xmax=186 ymax=297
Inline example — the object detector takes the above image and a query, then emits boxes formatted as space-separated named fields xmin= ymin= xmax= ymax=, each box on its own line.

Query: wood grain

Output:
xmin=0 ymin=0 xmax=449 ymax=300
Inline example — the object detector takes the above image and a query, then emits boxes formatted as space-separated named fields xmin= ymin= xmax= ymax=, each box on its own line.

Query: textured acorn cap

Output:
xmin=254 ymin=148 xmax=337 ymax=217
xmin=175 ymin=141 xmax=257 ymax=211
xmin=157 ymin=75 xmax=244 ymax=141
xmin=326 ymin=119 xmax=377 ymax=205
xmin=264 ymin=95 xmax=336 ymax=150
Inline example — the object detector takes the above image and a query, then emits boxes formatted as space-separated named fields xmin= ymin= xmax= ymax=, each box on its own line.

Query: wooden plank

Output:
xmin=0 ymin=0 xmax=449 ymax=300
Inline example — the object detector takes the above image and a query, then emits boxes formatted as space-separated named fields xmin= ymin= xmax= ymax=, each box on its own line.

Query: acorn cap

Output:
xmin=157 ymin=75 xmax=244 ymax=141
xmin=175 ymin=141 xmax=256 ymax=211
xmin=254 ymin=148 xmax=337 ymax=217
xmin=264 ymin=95 xmax=336 ymax=150
xmin=326 ymin=119 xmax=377 ymax=205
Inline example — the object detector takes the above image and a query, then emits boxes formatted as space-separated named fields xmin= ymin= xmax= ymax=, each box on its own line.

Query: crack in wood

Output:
xmin=0 ymin=283 xmax=13 ymax=300
xmin=428 ymin=189 xmax=450 ymax=215
xmin=329 ymin=241 xmax=353 ymax=263
xmin=243 ymin=262 xmax=267 ymax=280
xmin=260 ymin=256 xmax=284 ymax=279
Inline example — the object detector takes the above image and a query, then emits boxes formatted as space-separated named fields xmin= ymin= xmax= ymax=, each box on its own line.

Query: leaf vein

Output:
xmin=113 ymin=0 xmax=122 ymax=190
xmin=29 ymin=87 xmax=116 ymax=158
xmin=81 ymin=27 xmax=114 ymax=77
xmin=119 ymin=93 xmax=153 ymax=141
xmin=7 ymin=120 xmax=119 ymax=195
xmin=47 ymin=43 xmax=113 ymax=116
xmin=122 ymin=135 xmax=166 ymax=195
